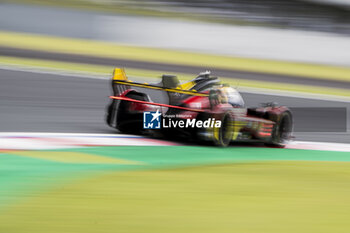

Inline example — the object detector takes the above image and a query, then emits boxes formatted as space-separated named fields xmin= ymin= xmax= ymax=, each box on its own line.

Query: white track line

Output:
xmin=238 ymin=86 xmax=350 ymax=103
xmin=286 ymin=141 xmax=350 ymax=152
xmin=0 ymin=63 xmax=110 ymax=80
xmin=0 ymin=132 xmax=349 ymax=151
xmin=1 ymin=63 xmax=350 ymax=103
xmin=0 ymin=132 xmax=141 ymax=137
xmin=0 ymin=132 xmax=179 ymax=149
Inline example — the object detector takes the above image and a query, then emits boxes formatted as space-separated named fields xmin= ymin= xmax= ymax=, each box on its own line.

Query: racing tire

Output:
xmin=265 ymin=111 xmax=293 ymax=148
xmin=116 ymin=92 xmax=147 ymax=134
xmin=200 ymin=111 xmax=234 ymax=147
xmin=215 ymin=111 xmax=234 ymax=147
xmin=106 ymin=100 xmax=117 ymax=127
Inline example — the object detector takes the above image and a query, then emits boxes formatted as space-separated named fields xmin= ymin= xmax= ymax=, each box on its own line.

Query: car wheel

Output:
xmin=210 ymin=111 xmax=234 ymax=147
xmin=265 ymin=111 xmax=293 ymax=148
xmin=116 ymin=92 xmax=147 ymax=134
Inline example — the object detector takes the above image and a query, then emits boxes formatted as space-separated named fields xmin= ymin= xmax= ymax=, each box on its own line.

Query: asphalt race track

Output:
xmin=0 ymin=68 xmax=349 ymax=143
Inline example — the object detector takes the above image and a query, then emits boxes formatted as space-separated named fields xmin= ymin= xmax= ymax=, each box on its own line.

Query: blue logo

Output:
xmin=143 ymin=110 xmax=161 ymax=129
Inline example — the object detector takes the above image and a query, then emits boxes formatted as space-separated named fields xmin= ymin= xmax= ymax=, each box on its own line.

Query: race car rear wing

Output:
xmin=111 ymin=68 xmax=209 ymax=97
xmin=107 ymin=68 xmax=209 ymax=127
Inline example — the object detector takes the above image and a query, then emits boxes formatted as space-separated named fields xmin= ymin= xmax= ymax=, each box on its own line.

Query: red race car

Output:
xmin=106 ymin=69 xmax=293 ymax=147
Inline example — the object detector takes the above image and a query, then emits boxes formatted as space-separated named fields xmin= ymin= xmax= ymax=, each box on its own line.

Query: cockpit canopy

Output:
xmin=209 ymin=85 xmax=245 ymax=108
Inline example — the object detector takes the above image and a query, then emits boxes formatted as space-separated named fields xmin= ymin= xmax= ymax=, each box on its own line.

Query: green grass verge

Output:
xmin=1 ymin=145 xmax=350 ymax=207
xmin=2 ymin=55 xmax=350 ymax=98
xmin=1 ymin=31 xmax=350 ymax=82
xmin=1 ymin=161 xmax=350 ymax=233
xmin=1 ymin=146 xmax=350 ymax=232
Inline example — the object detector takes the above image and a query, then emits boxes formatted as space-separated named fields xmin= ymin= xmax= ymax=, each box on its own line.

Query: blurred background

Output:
xmin=0 ymin=0 xmax=349 ymax=139
xmin=1 ymin=1 xmax=350 ymax=233
xmin=1 ymin=0 xmax=350 ymax=63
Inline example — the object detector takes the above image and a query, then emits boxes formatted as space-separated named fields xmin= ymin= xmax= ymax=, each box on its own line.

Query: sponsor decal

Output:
xmin=143 ymin=111 xmax=221 ymax=129
xmin=163 ymin=118 xmax=221 ymax=128
xmin=143 ymin=110 xmax=162 ymax=129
